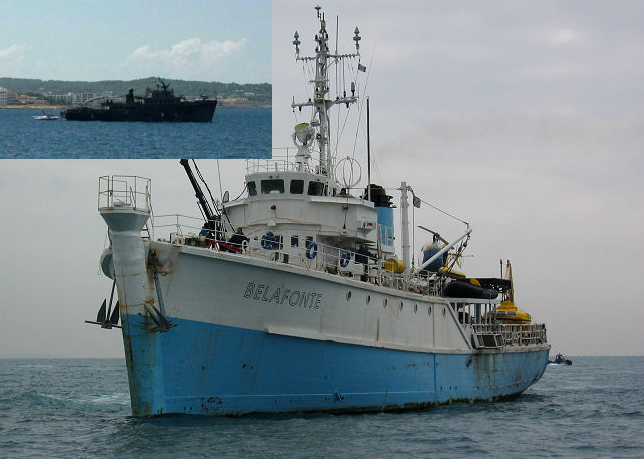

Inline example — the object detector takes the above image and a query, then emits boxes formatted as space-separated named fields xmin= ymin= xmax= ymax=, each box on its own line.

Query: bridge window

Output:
xmin=247 ymin=181 xmax=257 ymax=196
xmin=261 ymin=179 xmax=284 ymax=194
xmin=307 ymin=181 xmax=325 ymax=196
xmin=290 ymin=179 xmax=304 ymax=194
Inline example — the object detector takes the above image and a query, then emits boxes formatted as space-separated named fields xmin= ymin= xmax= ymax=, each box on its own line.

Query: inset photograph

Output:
xmin=0 ymin=0 xmax=271 ymax=158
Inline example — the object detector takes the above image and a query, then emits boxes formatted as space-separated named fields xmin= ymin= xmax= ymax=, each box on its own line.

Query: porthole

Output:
xmin=346 ymin=291 xmax=352 ymax=301
xmin=399 ymin=301 xmax=403 ymax=311
xmin=428 ymin=306 xmax=432 ymax=315
xmin=414 ymin=304 xmax=418 ymax=314
xmin=366 ymin=295 xmax=371 ymax=304
xmin=384 ymin=298 xmax=388 ymax=308
xmin=442 ymin=307 xmax=446 ymax=316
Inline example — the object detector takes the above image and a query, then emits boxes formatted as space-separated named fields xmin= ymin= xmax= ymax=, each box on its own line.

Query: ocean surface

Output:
xmin=1 ymin=357 xmax=642 ymax=458
xmin=0 ymin=107 xmax=271 ymax=159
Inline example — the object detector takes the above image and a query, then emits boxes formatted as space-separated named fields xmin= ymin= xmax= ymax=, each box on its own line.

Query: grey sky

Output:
xmin=1 ymin=1 xmax=643 ymax=357
xmin=273 ymin=0 xmax=644 ymax=356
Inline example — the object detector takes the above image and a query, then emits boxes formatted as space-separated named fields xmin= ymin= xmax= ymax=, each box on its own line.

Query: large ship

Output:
xmin=61 ymin=79 xmax=217 ymax=122
xmin=91 ymin=6 xmax=549 ymax=417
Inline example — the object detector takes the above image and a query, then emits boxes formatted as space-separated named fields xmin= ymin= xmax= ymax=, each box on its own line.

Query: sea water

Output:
xmin=0 ymin=356 xmax=642 ymax=458
xmin=0 ymin=107 xmax=271 ymax=159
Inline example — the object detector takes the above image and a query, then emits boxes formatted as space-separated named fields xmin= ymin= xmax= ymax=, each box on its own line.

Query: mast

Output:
xmin=367 ymin=97 xmax=371 ymax=201
xmin=400 ymin=182 xmax=410 ymax=274
xmin=292 ymin=6 xmax=362 ymax=180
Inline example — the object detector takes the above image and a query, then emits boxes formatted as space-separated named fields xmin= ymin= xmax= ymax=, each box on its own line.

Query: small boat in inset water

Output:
xmin=32 ymin=111 xmax=59 ymax=120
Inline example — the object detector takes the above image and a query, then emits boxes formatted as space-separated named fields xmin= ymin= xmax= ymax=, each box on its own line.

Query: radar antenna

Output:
xmin=292 ymin=122 xmax=315 ymax=171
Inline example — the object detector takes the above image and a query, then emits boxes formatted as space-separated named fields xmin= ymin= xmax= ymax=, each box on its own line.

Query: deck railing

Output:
xmin=246 ymin=148 xmax=337 ymax=178
xmin=150 ymin=216 xmax=441 ymax=293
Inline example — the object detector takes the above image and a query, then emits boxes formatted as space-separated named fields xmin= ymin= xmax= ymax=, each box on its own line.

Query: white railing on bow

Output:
xmin=98 ymin=175 xmax=152 ymax=213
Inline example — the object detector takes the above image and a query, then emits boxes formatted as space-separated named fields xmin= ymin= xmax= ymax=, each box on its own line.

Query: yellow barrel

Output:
xmin=384 ymin=258 xmax=405 ymax=273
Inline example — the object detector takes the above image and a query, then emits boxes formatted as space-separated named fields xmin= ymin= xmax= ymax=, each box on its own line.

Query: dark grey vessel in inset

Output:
xmin=61 ymin=79 xmax=217 ymax=122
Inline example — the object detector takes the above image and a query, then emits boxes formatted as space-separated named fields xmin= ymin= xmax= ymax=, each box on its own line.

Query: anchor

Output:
xmin=145 ymin=251 xmax=176 ymax=333
xmin=85 ymin=278 xmax=121 ymax=329
xmin=142 ymin=300 xmax=174 ymax=332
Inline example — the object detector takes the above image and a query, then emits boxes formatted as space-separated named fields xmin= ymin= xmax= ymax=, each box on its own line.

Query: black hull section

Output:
xmin=62 ymin=100 xmax=217 ymax=122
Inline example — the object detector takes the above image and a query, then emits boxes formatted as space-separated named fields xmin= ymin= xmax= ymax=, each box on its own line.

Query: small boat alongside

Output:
xmin=549 ymin=353 xmax=573 ymax=365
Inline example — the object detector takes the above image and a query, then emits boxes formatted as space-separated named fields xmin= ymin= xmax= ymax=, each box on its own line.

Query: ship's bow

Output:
xmin=98 ymin=176 xmax=165 ymax=416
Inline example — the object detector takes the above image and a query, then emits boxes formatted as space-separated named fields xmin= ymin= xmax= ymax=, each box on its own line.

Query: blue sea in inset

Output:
xmin=1 ymin=356 xmax=642 ymax=458
xmin=0 ymin=107 xmax=271 ymax=158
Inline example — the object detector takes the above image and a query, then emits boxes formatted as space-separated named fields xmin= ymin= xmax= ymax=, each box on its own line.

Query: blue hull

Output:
xmin=121 ymin=314 xmax=549 ymax=416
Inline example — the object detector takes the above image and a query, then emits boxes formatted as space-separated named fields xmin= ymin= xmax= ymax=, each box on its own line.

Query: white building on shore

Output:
xmin=47 ymin=91 xmax=113 ymax=105
xmin=0 ymin=87 xmax=17 ymax=105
